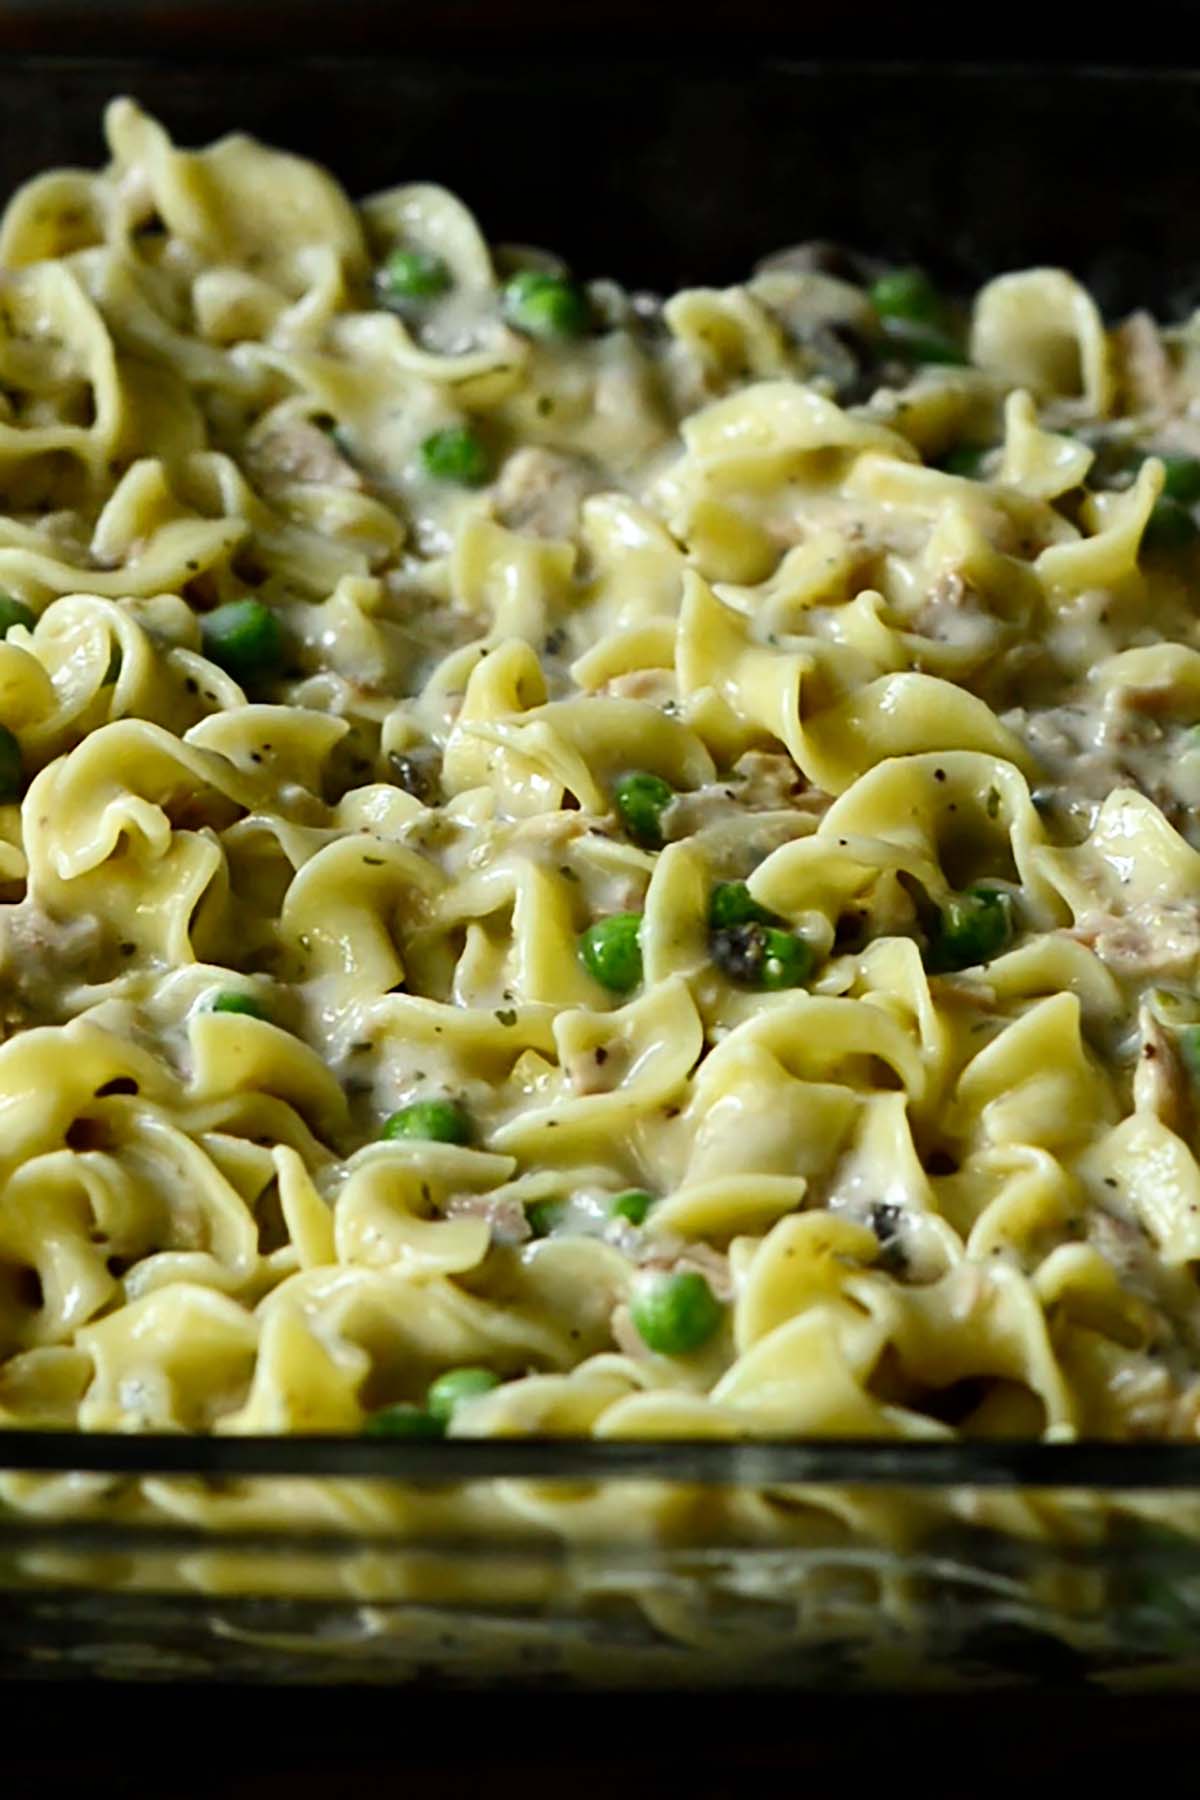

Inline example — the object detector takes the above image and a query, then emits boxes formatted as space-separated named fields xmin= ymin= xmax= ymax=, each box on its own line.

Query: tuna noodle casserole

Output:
xmin=1 ymin=100 xmax=1200 ymax=1488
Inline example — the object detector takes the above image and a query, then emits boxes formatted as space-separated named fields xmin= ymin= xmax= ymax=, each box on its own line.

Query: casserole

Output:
xmin=4 ymin=52 xmax=1200 ymax=1690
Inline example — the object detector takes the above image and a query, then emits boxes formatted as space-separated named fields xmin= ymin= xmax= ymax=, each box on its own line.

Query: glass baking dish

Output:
xmin=6 ymin=1434 xmax=1200 ymax=1689
xmin=6 ymin=49 xmax=1200 ymax=1690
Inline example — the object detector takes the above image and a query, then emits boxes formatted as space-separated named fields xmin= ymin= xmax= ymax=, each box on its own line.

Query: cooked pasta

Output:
xmin=4 ymin=99 xmax=1200 ymax=1523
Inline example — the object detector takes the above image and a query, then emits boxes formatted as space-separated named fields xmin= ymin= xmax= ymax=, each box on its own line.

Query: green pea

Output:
xmin=426 ymin=1367 xmax=501 ymax=1424
xmin=502 ymin=270 xmax=590 ymax=340
xmin=895 ymin=327 xmax=968 ymax=367
xmin=380 ymin=1098 xmax=472 ymax=1145
xmin=708 ymin=880 xmax=780 ymax=930
xmin=420 ymin=424 xmax=491 ymax=487
xmin=0 ymin=725 xmax=23 ymax=803
xmin=1178 ymin=1026 xmax=1200 ymax=1082
xmin=630 ymin=1270 xmax=723 ymax=1356
xmin=711 ymin=922 xmax=813 ymax=989
xmin=377 ymin=247 xmax=451 ymax=304
xmin=760 ymin=930 xmax=815 ymax=989
xmin=579 ymin=912 xmax=643 ymax=993
xmin=363 ymin=1403 xmax=445 ymax=1439
xmin=0 ymin=596 xmax=35 ymax=637
xmin=614 ymin=770 xmax=674 ymax=850
xmin=610 ymin=1189 xmax=654 ymax=1226
xmin=1142 ymin=496 xmax=1199 ymax=556
xmin=209 ymin=990 xmax=269 ymax=1019
xmin=201 ymin=599 xmax=284 ymax=687
xmin=526 ymin=1198 xmax=564 ymax=1238
xmin=928 ymin=885 xmax=1014 ymax=972
xmin=1156 ymin=454 xmax=1200 ymax=505
xmin=870 ymin=267 xmax=941 ymax=325
xmin=937 ymin=444 xmax=992 ymax=479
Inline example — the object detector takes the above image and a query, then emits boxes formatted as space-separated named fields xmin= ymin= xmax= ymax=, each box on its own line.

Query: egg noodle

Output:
xmin=3 ymin=102 xmax=1200 ymax=1554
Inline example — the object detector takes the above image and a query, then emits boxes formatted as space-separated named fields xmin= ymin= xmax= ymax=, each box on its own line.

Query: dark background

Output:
xmin=0 ymin=0 xmax=1194 ymax=59
xmin=2 ymin=56 xmax=1200 ymax=312
xmin=3 ymin=5 xmax=1200 ymax=1785
xmin=0 ymin=0 xmax=1187 ymax=54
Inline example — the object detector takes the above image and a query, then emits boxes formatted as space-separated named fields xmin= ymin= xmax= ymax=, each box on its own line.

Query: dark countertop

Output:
xmin=6 ymin=1684 xmax=1200 ymax=1796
